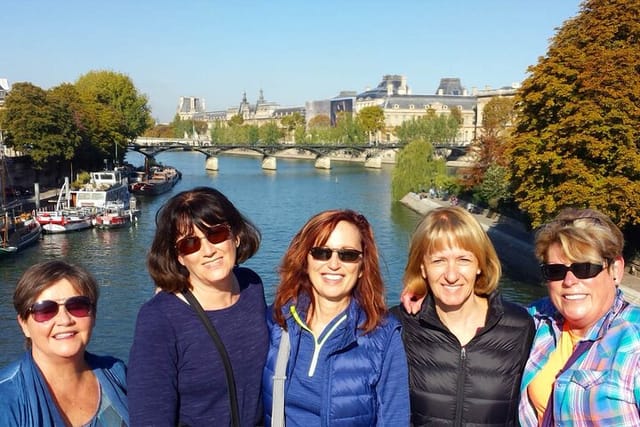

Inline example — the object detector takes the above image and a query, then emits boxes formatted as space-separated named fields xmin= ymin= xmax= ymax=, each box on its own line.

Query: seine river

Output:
xmin=0 ymin=151 xmax=547 ymax=367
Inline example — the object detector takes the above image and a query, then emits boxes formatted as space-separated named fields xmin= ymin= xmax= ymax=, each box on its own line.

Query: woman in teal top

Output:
xmin=0 ymin=260 xmax=128 ymax=426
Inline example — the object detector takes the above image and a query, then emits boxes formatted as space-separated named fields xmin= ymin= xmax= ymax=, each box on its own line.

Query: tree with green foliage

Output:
xmin=357 ymin=106 xmax=385 ymax=143
xmin=228 ymin=114 xmax=244 ymax=127
xmin=259 ymin=122 xmax=283 ymax=144
xmin=391 ymin=138 xmax=448 ymax=200
xmin=222 ymin=123 xmax=257 ymax=145
xmin=506 ymin=0 xmax=640 ymax=231
xmin=210 ymin=121 xmax=226 ymax=144
xmin=0 ymin=82 xmax=82 ymax=172
xmin=170 ymin=114 xmax=191 ymax=138
xmin=75 ymin=70 xmax=153 ymax=165
xmin=306 ymin=114 xmax=332 ymax=144
xmin=246 ymin=125 xmax=260 ymax=145
xmin=280 ymin=112 xmax=305 ymax=143
xmin=293 ymin=126 xmax=306 ymax=145
xmin=395 ymin=110 xmax=459 ymax=144
xmin=47 ymin=83 xmax=94 ymax=176
xmin=391 ymin=110 xmax=461 ymax=200
xmin=170 ymin=115 xmax=208 ymax=139
xmin=477 ymin=165 xmax=511 ymax=210
xmin=335 ymin=111 xmax=365 ymax=145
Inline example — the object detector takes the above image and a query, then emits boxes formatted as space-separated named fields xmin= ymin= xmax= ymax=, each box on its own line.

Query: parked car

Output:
xmin=466 ymin=202 xmax=483 ymax=214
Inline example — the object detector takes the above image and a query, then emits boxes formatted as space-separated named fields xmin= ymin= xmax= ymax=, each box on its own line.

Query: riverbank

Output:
xmin=400 ymin=192 xmax=640 ymax=305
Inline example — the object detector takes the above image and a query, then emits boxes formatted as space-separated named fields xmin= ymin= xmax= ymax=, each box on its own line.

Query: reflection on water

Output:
xmin=0 ymin=151 xmax=548 ymax=366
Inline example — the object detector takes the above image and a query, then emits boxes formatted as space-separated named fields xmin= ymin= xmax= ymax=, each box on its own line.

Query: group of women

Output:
xmin=1 ymin=185 xmax=639 ymax=426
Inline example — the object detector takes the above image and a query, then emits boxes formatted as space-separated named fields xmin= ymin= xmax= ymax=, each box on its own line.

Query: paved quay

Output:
xmin=400 ymin=193 xmax=640 ymax=306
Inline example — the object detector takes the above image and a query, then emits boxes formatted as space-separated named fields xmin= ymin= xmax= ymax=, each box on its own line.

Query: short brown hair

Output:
xmin=403 ymin=206 xmax=501 ymax=299
xmin=147 ymin=186 xmax=261 ymax=293
xmin=273 ymin=209 xmax=386 ymax=334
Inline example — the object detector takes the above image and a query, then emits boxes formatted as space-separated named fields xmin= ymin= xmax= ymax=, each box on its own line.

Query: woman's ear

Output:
xmin=612 ymin=256 xmax=625 ymax=284
xmin=420 ymin=264 xmax=427 ymax=279
xmin=17 ymin=316 xmax=30 ymax=339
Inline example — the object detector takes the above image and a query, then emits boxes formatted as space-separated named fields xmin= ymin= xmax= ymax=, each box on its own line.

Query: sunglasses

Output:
xmin=175 ymin=224 xmax=232 ymax=255
xmin=309 ymin=247 xmax=363 ymax=263
xmin=28 ymin=296 xmax=94 ymax=323
xmin=540 ymin=262 xmax=605 ymax=281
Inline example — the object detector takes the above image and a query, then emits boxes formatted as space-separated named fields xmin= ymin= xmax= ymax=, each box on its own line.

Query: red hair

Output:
xmin=273 ymin=209 xmax=387 ymax=334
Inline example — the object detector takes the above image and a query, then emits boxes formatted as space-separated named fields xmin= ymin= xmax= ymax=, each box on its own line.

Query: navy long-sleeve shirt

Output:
xmin=128 ymin=267 xmax=269 ymax=426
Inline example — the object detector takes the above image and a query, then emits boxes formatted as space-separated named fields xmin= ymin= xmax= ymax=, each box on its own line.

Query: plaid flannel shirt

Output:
xmin=519 ymin=289 xmax=640 ymax=426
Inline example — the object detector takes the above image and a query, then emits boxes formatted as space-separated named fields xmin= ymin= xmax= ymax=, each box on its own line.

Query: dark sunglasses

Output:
xmin=309 ymin=247 xmax=363 ymax=263
xmin=28 ymin=296 xmax=94 ymax=323
xmin=175 ymin=224 xmax=232 ymax=255
xmin=540 ymin=262 xmax=605 ymax=281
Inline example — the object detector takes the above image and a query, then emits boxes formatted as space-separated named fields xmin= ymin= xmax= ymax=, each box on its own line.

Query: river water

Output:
xmin=0 ymin=151 xmax=547 ymax=367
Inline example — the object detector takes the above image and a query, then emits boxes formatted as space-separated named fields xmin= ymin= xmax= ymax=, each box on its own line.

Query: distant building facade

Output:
xmin=180 ymin=90 xmax=305 ymax=131
xmin=353 ymin=75 xmax=477 ymax=143
xmin=177 ymin=96 xmax=206 ymax=120
xmin=178 ymin=75 xmax=518 ymax=143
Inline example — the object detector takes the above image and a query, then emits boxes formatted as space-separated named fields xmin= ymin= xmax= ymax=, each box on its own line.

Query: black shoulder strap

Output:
xmin=183 ymin=290 xmax=240 ymax=427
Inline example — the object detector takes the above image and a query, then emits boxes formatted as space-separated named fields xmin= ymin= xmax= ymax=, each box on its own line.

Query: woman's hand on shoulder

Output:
xmin=400 ymin=288 xmax=425 ymax=315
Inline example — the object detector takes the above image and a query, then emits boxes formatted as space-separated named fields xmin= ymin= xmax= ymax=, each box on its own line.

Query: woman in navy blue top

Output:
xmin=128 ymin=187 xmax=268 ymax=426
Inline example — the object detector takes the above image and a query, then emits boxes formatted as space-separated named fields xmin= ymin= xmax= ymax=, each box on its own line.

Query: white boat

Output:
xmin=93 ymin=200 xmax=141 ymax=229
xmin=36 ymin=208 xmax=94 ymax=233
xmin=37 ymin=170 xmax=136 ymax=233
xmin=72 ymin=170 xmax=133 ymax=209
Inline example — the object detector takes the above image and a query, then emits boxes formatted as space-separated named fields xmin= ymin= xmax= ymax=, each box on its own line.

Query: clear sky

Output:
xmin=4 ymin=0 xmax=583 ymax=123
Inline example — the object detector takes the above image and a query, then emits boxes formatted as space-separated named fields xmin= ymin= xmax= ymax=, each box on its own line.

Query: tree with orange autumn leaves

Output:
xmin=505 ymin=0 xmax=640 ymax=237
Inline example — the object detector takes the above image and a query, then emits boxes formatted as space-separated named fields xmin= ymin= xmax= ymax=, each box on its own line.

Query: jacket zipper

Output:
xmin=454 ymin=347 xmax=466 ymax=426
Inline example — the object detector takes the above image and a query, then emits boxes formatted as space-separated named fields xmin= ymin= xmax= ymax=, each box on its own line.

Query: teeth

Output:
xmin=323 ymin=274 xmax=342 ymax=280
xmin=564 ymin=294 xmax=587 ymax=300
xmin=54 ymin=332 xmax=75 ymax=339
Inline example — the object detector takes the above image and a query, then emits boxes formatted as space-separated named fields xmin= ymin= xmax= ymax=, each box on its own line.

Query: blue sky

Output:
xmin=4 ymin=1 xmax=582 ymax=123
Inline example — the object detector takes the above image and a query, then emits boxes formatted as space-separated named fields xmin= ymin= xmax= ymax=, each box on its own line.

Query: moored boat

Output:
xmin=93 ymin=200 xmax=141 ymax=229
xmin=129 ymin=165 xmax=181 ymax=196
xmin=36 ymin=209 xmax=94 ymax=234
xmin=36 ymin=170 xmax=136 ymax=233
xmin=0 ymin=210 xmax=42 ymax=255
xmin=1 ymin=154 xmax=43 ymax=254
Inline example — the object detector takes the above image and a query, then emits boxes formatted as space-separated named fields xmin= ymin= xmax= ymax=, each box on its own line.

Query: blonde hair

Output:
xmin=403 ymin=206 xmax=501 ymax=299
xmin=535 ymin=208 xmax=624 ymax=265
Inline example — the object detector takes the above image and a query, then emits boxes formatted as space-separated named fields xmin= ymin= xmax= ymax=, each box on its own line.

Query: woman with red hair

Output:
xmin=262 ymin=209 xmax=409 ymax=426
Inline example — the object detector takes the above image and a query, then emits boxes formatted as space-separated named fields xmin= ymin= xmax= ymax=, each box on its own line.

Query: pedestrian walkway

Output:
xmin=400 ymin=193 xmax=640 ymax=305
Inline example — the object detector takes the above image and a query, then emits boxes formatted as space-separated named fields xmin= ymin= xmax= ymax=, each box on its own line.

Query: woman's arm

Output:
xmin=127 ymin=303 xmax=179 ymax=426
xmin=376 ymin=325 xmax=410 ymax=426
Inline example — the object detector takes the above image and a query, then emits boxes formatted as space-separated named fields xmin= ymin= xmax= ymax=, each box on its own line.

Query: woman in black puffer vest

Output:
xmin=392 ymin=206 xmax=535 ymax=426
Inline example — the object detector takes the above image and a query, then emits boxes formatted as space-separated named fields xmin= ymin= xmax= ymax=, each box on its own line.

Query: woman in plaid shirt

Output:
xmin=519 ymin=208 xmax=640 ymax=426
